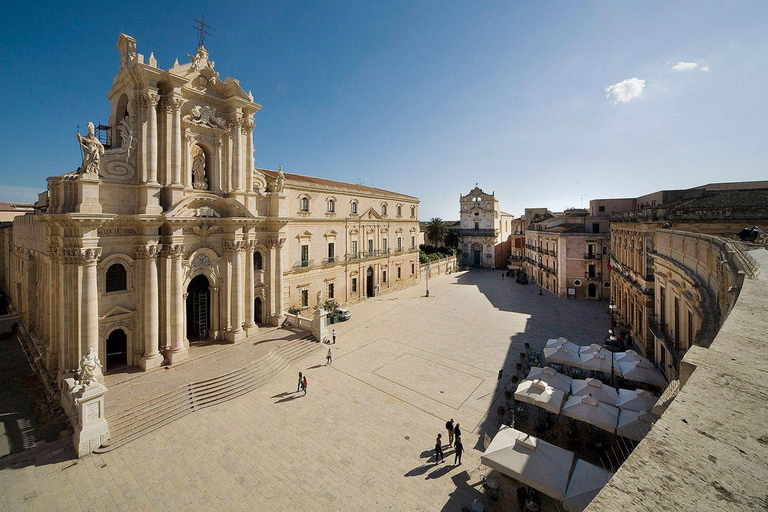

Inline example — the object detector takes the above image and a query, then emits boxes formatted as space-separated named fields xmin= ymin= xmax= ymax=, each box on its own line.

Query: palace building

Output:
xmin=0 ymin=33 xmax=420 ymax=386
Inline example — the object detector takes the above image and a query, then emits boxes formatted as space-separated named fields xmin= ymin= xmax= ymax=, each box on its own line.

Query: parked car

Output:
xmin=334 ymin=308 xmax=351 ymax=321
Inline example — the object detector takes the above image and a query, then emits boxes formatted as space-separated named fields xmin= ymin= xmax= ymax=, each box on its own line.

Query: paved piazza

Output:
xmin=0 ymin=269 xmax=608 ymax=511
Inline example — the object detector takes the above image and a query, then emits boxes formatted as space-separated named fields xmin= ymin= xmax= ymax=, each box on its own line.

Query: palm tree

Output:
xmin=425 ymin=217 xmax=447 ymax=247
xmin=444 ymin=227 xmax=460 ymax=249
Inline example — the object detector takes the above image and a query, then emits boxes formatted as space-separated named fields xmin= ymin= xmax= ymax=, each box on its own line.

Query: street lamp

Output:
xmin=426 ymin=262 xmax=430 ymax=297
xmin=606 ymin=299 xmax=618 ymax=387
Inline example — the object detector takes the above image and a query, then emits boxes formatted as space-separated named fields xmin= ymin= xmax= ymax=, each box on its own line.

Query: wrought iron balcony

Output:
xmin=458 ymin=228 xmax=496 ymax=237
xmin=584 ymin=271 xmax=601 ymax=280
xmin=584 ymin=253 xmax=600 ymax=259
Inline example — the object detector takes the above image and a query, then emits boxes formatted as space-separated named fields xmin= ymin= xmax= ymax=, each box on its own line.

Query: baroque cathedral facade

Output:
xmin=0 ymin=34 xmax=420 ymax=383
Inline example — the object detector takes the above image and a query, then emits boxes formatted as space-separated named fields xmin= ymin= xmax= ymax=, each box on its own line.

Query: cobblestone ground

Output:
xmin=0 ymin=269 xmax=608 ymax=511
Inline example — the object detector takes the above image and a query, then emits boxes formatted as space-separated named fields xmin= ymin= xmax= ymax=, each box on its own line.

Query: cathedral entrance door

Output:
xmin=254 ymin=297 xmax=262 ymax=324
xmin=187 ymin=275 xmax=211 ymax=342
xmin=473 ymin=250 xmax=482 ymax=266
xmin=366 ymin=266 xmax=375 ymax=297
xmin=105 ymin=329 xmax=127 ymax=371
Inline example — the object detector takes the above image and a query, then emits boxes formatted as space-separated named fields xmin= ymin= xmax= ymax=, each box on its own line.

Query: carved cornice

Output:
xmin=134 ymin=244 xmax=160 ymax=259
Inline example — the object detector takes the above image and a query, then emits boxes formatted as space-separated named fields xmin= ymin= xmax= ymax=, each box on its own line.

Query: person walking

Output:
xmin=297 ymin=372 xmax=303 ymax=392
xmin=332 ymin=329 xmax=336 ymax=344
xmin=302 ymin=375 xmax=308 ymax=395
xmin=445 ymin=419 xmax=455 ymax=447
xmin=434 ymin=433 xmax=444 ymax=463
xmin=454 ymin=437 xmax=464 ymax=465
xmin=454 ymin=423 xmax=462 ymax=440
xmin=326 ymin=348 xmax=332 ymax=365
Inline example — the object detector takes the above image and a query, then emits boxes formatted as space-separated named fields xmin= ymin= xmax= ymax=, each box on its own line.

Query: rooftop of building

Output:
xmin=259 ymin=168 xmax=419 ymax=202
xmin=587 ymin=246 xmax=768 ymax=511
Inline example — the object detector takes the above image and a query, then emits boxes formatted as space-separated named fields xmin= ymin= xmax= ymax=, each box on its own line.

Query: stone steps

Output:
xmin=94 ymin=334 xmax=320 ymax=453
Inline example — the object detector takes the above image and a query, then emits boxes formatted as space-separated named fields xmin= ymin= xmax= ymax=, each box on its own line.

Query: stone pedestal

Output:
xmin=61 ymin=375 xmax=109 ymax=457
xmin=76 ymin=175 xmax=102 ymax=214
xmin=311 ymin=307 xmax=329 ymax=343
xmin=139 ymin=182 xmax=162 ymax=215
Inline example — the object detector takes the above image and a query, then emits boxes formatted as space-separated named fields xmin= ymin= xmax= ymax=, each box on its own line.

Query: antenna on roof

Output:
xmin=193 ymin=15 xmax=212 ymax=48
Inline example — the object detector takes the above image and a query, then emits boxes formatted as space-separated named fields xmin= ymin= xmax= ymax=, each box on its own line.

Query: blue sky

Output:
xmin=1 ymin=1 xmax=766 ymax=218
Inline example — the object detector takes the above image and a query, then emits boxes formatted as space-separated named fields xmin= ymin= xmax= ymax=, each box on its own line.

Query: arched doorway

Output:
xmin=187 ymin=274 xmax=210 ymax=342
xmin=588 ymin=283 xmax=597 ymax=298
xmin=366 ymin=266 xmax=375 ymax=297
xmin=254 ymin=297 xmax=262 ymax=324
xmin=106 ymin=329 xmax=127 ymax=371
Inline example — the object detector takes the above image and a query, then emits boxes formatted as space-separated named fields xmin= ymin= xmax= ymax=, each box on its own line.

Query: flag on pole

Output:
xmin=608 ymin=253 xmax=624 ymax=273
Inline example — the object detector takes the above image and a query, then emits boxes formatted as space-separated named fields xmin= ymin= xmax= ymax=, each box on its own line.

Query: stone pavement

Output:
xmin=0 ymin=269 xmax=608 ymax=511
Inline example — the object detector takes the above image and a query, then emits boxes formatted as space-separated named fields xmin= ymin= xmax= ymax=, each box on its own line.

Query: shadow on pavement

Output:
xmin=425 ymin=463 xmax=454 ymax=479
xmin=274 ymin=394 xmax=303 ymax=404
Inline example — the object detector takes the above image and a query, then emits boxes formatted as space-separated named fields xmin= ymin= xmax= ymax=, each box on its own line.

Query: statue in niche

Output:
xmin=273 ymin=165 xmax=286 ymax=193
xmin=77 ymin=348 xmax=102 ymax=387
xmin=192 ymin=147 xmax=208 ymax=190
xmin=77 ymin=122 xmax=104 ymax=175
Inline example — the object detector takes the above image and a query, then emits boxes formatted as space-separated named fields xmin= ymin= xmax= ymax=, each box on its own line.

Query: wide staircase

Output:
xmin=94 ymin=333 xmax=320 ymax=453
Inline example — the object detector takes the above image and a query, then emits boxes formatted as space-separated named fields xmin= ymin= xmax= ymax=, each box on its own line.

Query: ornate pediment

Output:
xmin=362 ymin=207 xmax=382 ymax=220
xmin=102 ymin=305 xmax=134 ymax=319
xmin=183 ymin=105 xmax=227 ymax=130
xmin=166 ymin=194 xmax=255 ymax=219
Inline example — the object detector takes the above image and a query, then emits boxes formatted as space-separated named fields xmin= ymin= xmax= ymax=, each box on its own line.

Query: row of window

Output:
xmin=298 ymin=264 xmax=416 ymax=307
xmin=300 ymin=198 xmax=416 ymax=218
xmin=301 ymin=237 xmax=416 ymax=264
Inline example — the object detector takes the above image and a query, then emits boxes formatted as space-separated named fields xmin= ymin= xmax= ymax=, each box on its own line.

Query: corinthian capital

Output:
xmin=223 ymin=240 xmax=245 ymax=253
xmin=135 ymin=244 xmax=160 ymax=259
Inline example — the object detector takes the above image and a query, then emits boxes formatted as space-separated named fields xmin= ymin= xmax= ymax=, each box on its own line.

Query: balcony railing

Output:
xmin=584 ymin=253 xmax=601 ymax=259
xmin=458 ymin=228 xmax=496 ymax=237
xmin=584 ymin=271 xmax=601 ymax=280
xmin=293 ymin=259 xmax=315 ymax=271
xmin=648 ymin=315 xmax=682 ymax=372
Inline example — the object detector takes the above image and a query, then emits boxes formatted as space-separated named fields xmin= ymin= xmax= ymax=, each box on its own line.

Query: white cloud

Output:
xmin=672 ymin=61 xmax=708 ymax=71
xmin=605 ymin=78 xmax=646 ymax=104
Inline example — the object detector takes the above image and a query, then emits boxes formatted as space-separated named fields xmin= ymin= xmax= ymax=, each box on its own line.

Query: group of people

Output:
xmin=434 ymin=418 xmax=464 ymax=465
xmin=297 ymin=372 xmax=308 ymax=395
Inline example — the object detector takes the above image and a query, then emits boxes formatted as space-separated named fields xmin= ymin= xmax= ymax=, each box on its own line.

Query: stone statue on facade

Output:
xmin=192 ymin=147 xmax=208 ymax=190
xmin=77 ymin=348 xmax=102 ymax=387
xmin=273 ymin=165 xmax=286 ymax=193
xmin=77 ymin=122 xmax=104 ymax=175
xmin=316 ymin=290 xmax=323 ymax=309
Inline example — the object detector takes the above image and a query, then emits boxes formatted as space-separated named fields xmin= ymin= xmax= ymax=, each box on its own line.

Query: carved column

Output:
xmin=80 ymin=247 xmax=102 ymax=373
xmin=146 ymin=92 xmax=160 ymax=183
xmin=137 ymin=244 xmax=163 ymax=369
xmin=244 ymin=120 xmax=254 ymax=192
xmin=168 ymin=244 xmax=188 ymax=363
xmin=231 ymin=116 xmax=242 ymax=193
xmin=244 ymin=241 xmax=256 ymax=334
xmin=171 ymin=97 xmax=184 ymax=185
xmin=267 ymin=238 xmax=286 ymax=324
xmin=224 ymin=241 xmax=245 ymax=342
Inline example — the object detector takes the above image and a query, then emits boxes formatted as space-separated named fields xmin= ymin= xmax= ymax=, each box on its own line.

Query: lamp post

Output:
xmin=426 ymin=262 xmax=430 ymax=297
xmin=606 ymin=299 xmax=618 ymax=387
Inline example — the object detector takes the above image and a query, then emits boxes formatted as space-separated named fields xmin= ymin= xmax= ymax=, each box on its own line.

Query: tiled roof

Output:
xmin=670 ymin=189 xmax=768 ymax=211
xmin=259 ymin=169 xmax=418 ymax=202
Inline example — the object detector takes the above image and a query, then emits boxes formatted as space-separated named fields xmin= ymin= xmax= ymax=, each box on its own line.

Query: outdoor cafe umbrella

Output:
xmin=527 ymin=367 xmax=573 ymax=394
xmin=544 ymin=342 xmax=581 ymax=367
xmin=514 ymin=379 xmax=566 ymax=414
xmin=616 ymin=410 xmax=658 ymax=441
xmin=616 ymin=388 xmax=658 ymax=412
xmin=562 ymin=395 xmax=619 ymax=434
xmin=618 ymin=360 xmax=667 ymax=388
xmin=613 ymin=349 xmax=651 ymax=368
xmin=481 ymin=426 xmax=575 ymax=501
xmin=562 ymin=459 xmax=614 ymax=512
xmin=571 ymin=378 xmax=619 ymax=406
xmin=578 ymin=346 xmax=619 ymax=375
